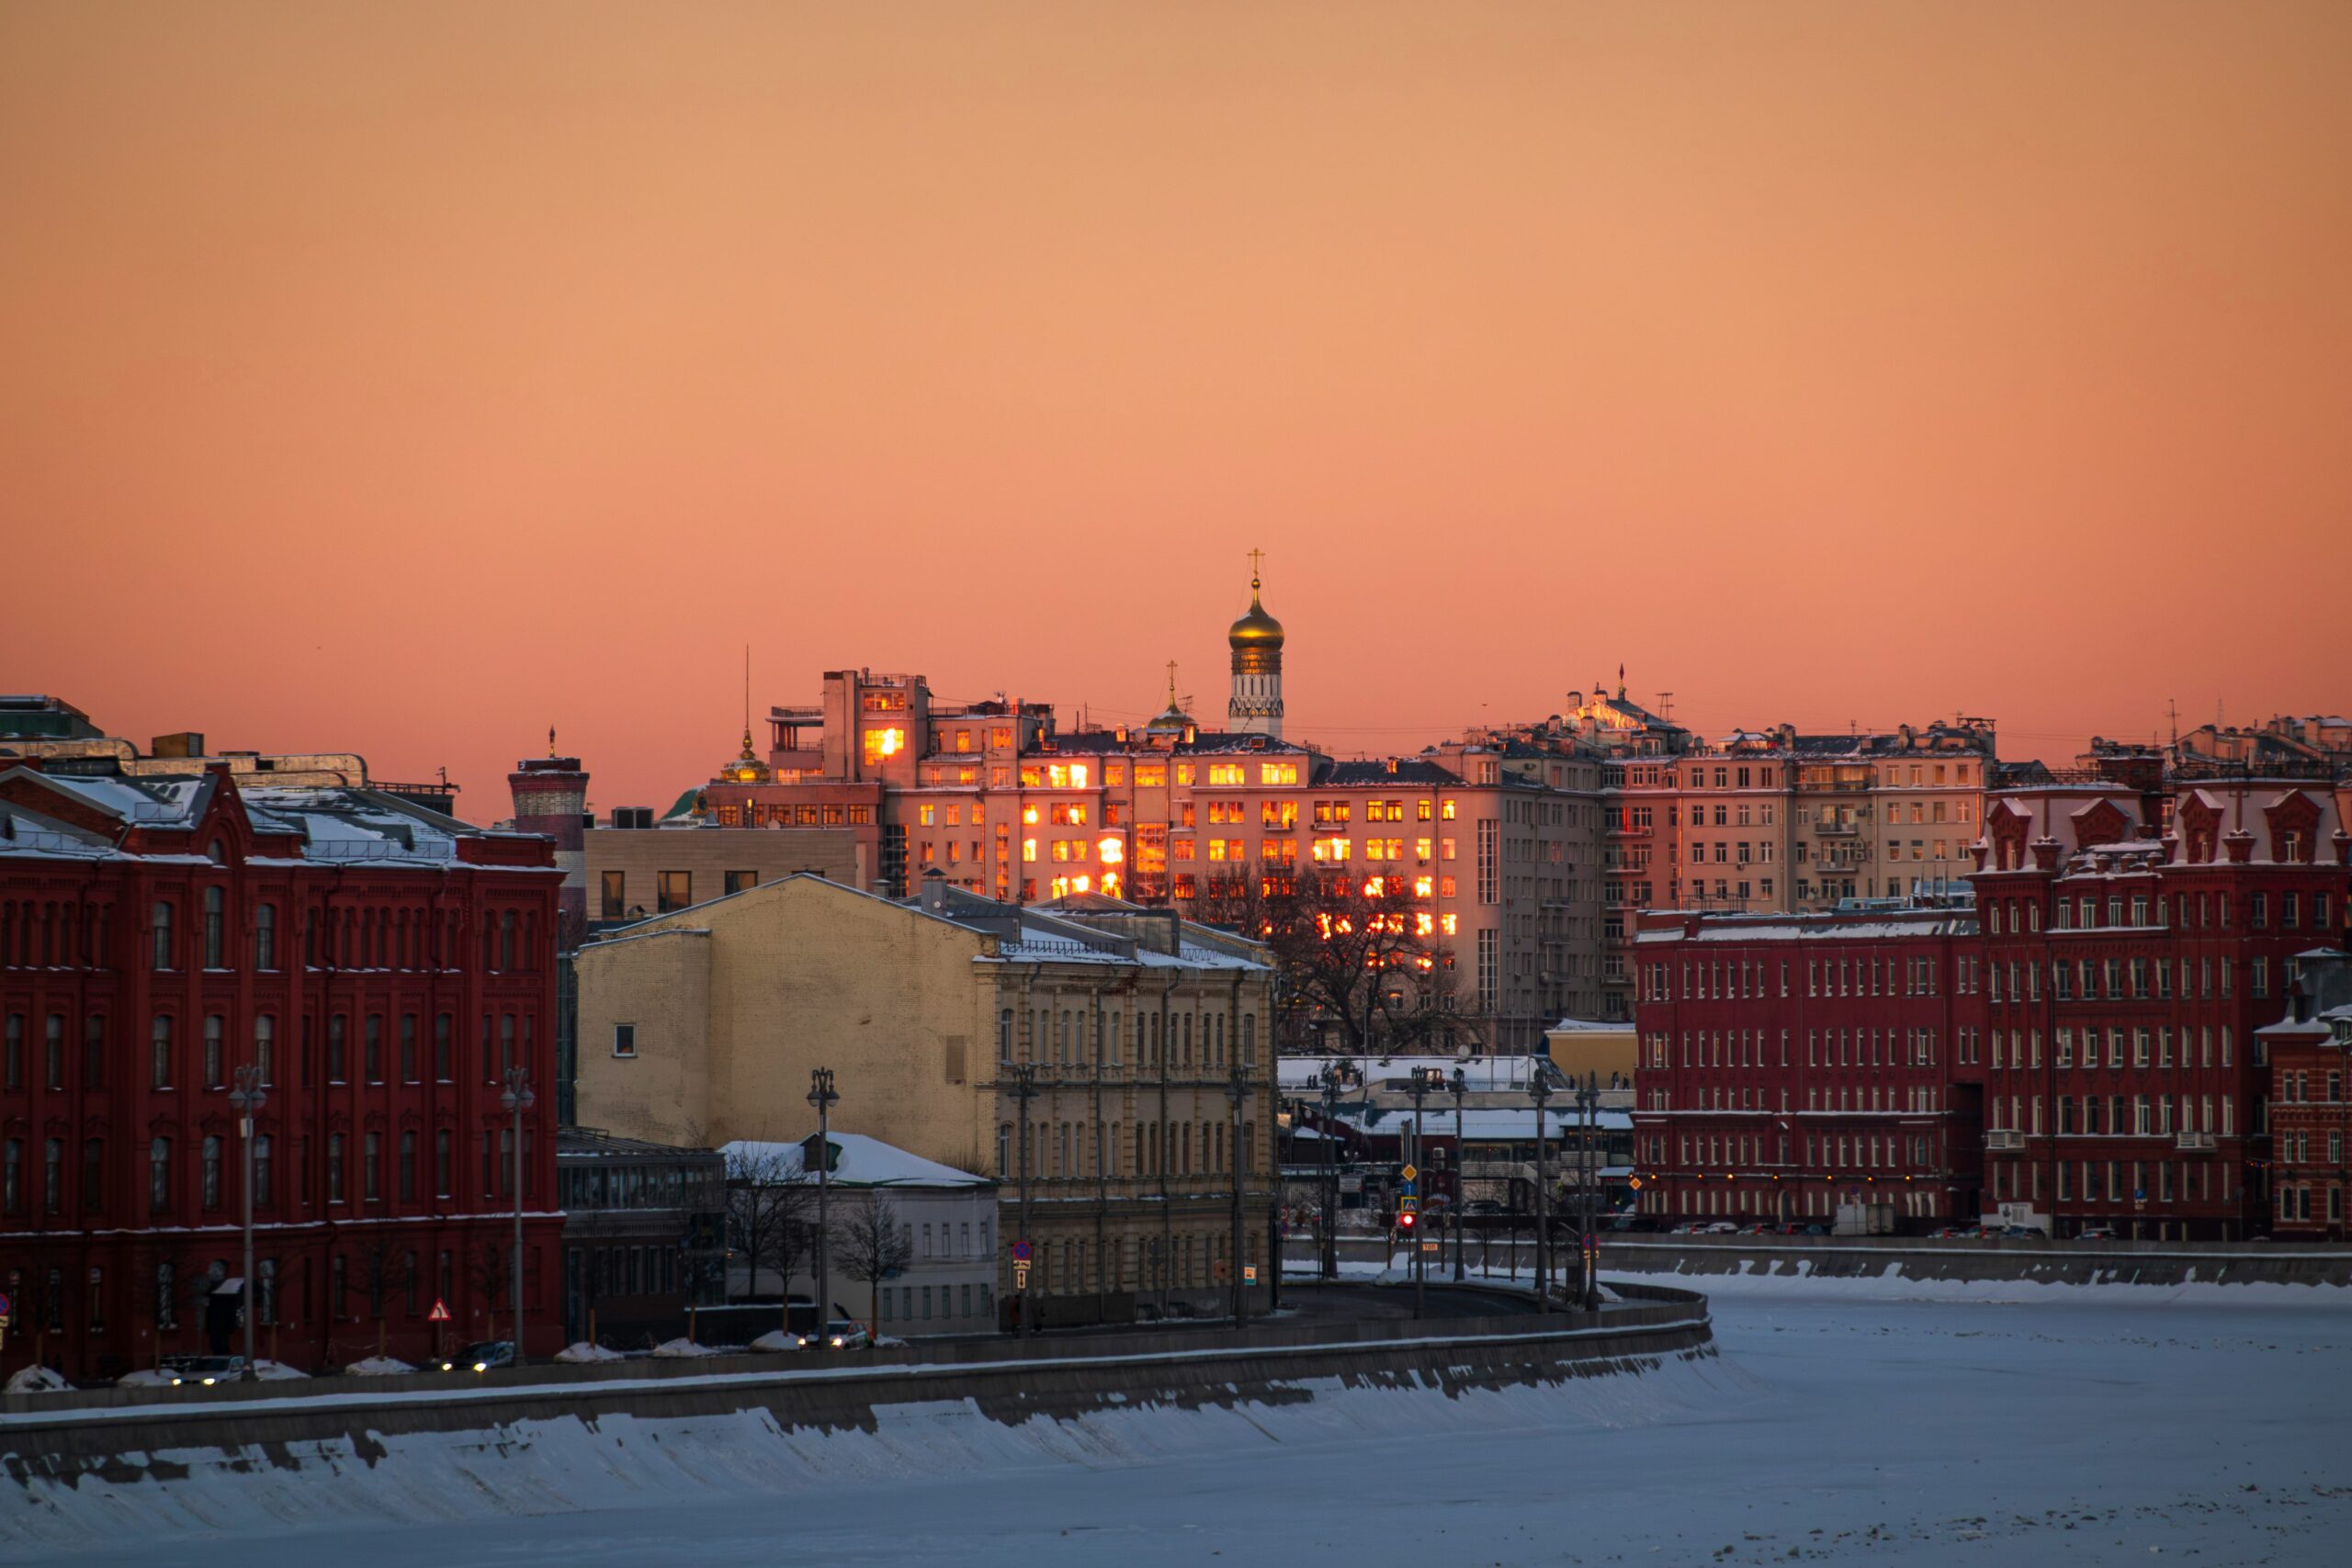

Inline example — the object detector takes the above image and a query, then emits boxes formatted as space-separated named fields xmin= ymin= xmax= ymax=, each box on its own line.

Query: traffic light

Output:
xmin=1398 ymin=1211 xmax=1417 ymax=1232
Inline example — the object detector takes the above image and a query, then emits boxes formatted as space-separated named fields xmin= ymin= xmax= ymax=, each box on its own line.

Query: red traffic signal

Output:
xmin=1398 ymin=1211 xmax=1417 ymax=1230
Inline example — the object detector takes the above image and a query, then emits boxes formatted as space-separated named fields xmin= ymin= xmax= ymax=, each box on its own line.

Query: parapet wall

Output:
xmin=2 ymin=1288 xmax=1713 ymax=1500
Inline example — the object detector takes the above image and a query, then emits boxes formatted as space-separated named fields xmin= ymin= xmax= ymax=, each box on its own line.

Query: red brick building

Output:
xmin=0 ymin=760 xmax=561 ymax=1381
xmin=1973 ymin=775 xmax=2350 ymax=1239
xmin=1630 ymin=905 xmax=1988 ymax=1230
xmin=2257 ymin=949 xmax=2352 ymax=1239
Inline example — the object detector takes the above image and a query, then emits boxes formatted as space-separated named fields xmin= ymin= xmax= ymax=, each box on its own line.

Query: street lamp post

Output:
xmin=1450 ymin=1066 xmax=1468 ymax=1282
xmin=228 ymin=1066 xmax=266 ymax=1380
xmin=1405 ymin=1068 xmax=1435 ymax=1319
xmin=501 ymin=1066 xmax=536 ymax=1363
xmin=1224 ymin=1059 xmax=1253 ymax=1327
xmin=1576 ymin=1069 xmax=1600 ymax=1312
xmin=1319 ymin=1062 xmax=1344 ymax=1280
xmin=1527 ymin=1067 xmax=1554 ymax=1308
xmin=807 ymin=1067 xmax=839 ymax=1335
xmin=1006 ymin=1062 xmax=1037 ymax=1336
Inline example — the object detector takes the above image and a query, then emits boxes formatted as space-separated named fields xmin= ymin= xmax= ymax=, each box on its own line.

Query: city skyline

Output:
xmin=7 ymin=3 xmax=2349 ymax=810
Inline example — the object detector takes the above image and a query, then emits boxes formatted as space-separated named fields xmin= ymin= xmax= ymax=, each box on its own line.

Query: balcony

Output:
xmin=2175 ymin=1130 xmax=2217 ymax=1153
xmin=1984 ymin=1130 xmax=2028 ymax=1152
xmin=1811 ymin=818 xmax=1860 ymax=837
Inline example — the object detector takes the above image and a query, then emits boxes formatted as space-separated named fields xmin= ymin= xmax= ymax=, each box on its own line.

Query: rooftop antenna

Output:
xmin=548 ymin=725 xmax=557 ymax=759
xmin=2167 ymin=696 xmax=2179 ymax=751
xmin=1658 ymin=691 xmax=1674 ymax=722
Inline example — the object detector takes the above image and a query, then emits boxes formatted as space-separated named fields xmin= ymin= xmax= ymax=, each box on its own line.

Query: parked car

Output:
xmin=166 ymin=1355 xmax=246 ymax=1387
xmin=1700 ymin=1221 xmax=1739 ymax=1235
xmin=1995 ymin=1225 xmax=2047 ymax=1242
xmin=1608 ymin=1215 xmax=1659 ymax=1233
xmin=1769 ymin=1222 xmax=1818 ymax=1236
xmin=1736 ymin=1222 xmax=1776 ymax=1235
xmin=1667 ymin=1221 xmax=1707 ymax=1235
xmin=1927 ymin=1225 xmax=1981 ymax=1239
xmin=810 ymin=1321 xmax=872 ymax=1351
xmin=439 ymin=1340 xmax=515 ymax=1373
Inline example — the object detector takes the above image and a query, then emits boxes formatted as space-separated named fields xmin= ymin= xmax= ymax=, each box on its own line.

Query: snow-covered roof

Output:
xmin=719 ymin=1133 xmax=994 ymax=1190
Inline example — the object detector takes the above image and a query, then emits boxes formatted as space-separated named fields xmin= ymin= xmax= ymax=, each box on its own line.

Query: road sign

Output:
xmin=427 ymin=1299 xmax=451 ymax=1322
xmin=1400 ymin=1164 xmax=1417 ymax=1182
xmin=1397 ymin=1195 xmax=1418 ymax=1213
xmin=1420 ymin=1241 xmax=1438 ymax=1254
xmin=1243 ymin=1266 xmax=1257 ymax=1282
xmin=1013 ymin=1264 xmax=1030 ymax=1290
xmin=0 ymin=1293 xmax=11 ymax=1318
xmin=1011 ymin=1239 xmax=1033 ymax=1263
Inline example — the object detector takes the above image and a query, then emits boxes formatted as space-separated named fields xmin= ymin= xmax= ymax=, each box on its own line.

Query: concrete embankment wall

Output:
xmin=1 ymin=1286 xmax=1712 ymax=1511
xmin=1597 ymin=1236 xmax=2352 ymax=1289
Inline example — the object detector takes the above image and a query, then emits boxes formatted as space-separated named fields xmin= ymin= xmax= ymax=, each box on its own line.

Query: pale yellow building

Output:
xmin=575 ymin=874 xmax=1280 ymax=1326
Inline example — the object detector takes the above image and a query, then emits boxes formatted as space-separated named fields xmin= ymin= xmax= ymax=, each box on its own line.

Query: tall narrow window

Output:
xmin=434 ymin=1014 xmax=452 ymax=1081
xmin=152 ymin=901 xmax=174 ymax=971
xmin=327 ymin=1133 xmax=345 ymax=1203
xmin=149 ymin=1136 xmax=172 ymax=1214
xmin=254 ymin=1134 xmax=274 ymax=1207
xmin=152 ymin=1015 xmax=173 ymax=1089
xmin=254 ymin=1015 xmax=275 ymax=1085
xmin=254 ymin=902 xmax=277 ymax=970
xmin=365 ymin=1014 xmax=382 ymax=1082
xmin=4 ymin=1013 xmax=18 ymax=1090
xmin=3 ymin=1138 xmax=18 ymax=1214
xmin=202 ymin=886 xmax=225 ymax=969
xmin=364 ymin=1132 xmax=381 ymax=1201
xmin=83 ymin=1013 xmax=105 ymax=1089
xmin=400 ymin=1131 xmax=416 ymax=1200
xmin=435 ymin=1129 xmax=452 ymax=1198
xmin=327 ymin=1015 xmax=346 ymax=1082
xmin=400 ymin=1014 xmax=417 ymax=1083
xmin=44 ymin=1138 xmax=62 ymax=1214
xmin=201 ymin=1135 xmax=222 ymax=1209
xmin=203 ymin=1016 xmax=224 ymax=1089
xmin=500 ymin=911 xmax=516 ymax=972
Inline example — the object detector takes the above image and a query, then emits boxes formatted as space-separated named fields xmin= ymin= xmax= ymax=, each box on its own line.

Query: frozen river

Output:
xmin=25 ymin=1283 xmax=2352 ymax=1567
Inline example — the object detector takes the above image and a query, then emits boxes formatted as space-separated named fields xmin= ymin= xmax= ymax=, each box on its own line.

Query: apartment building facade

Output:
xmin=1630 ymin=905 xmax=1989 ymax=1229
xmin=572 ymin=874 xmax=1281 ymax=1326
xmin=1973 ymin=775 xmax=2351 ymax=1239
xmin=0 ymin=760 xmax=562 ymax=1382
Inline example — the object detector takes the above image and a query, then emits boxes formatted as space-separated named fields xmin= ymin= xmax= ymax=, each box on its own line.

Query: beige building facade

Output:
xmin=583 ymin=818 xmax=863 ymax=926
xmin=575 ymin=875 xmax=1281 ymax=1325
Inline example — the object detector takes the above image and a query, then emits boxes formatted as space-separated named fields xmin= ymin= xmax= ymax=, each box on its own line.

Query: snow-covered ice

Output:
xmin=9 ymin=1287 xmax=2348 ymax=1566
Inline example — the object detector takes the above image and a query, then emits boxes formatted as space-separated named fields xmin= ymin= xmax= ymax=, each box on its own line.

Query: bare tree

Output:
xmin=723 ymin=1142 xmax=819 ymax=1314
xmin=1196 ymin=871 xmax=1484 ymax=1054
xmin=836 ymin=1194 xmax=913 ymax=1338
xmin=355 ymin=1234 xmax=416 ymax=1359
xmin=468 ymin=1238 xmax=511 ymax=1343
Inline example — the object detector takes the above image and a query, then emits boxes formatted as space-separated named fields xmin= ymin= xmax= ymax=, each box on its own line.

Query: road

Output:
xmin=1280 ymin=1279 xmax=1545 ymax=1319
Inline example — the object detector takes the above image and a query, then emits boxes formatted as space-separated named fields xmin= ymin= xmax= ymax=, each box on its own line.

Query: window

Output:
xmin=365 ymin=1132 xmax=382 ymax=1201
xmin=254 ymin=1134 xmax=273 ymax=1206
xmin=725 ymin=870 xmax=758 ymax=897
xmin=83 ymin=1013 xmax=104 ymax=1089
xmin=152 ymin=1015 xmax=174 ymax=1089
xmin=613 ymin=1023 xmax=637 ymax=1058
xmin=434 ymin=1014 xmax=452 ymax=1081
xmin=254 ymin=902 xmax=277 ymax=969
xmin=327 ymin=1133 xmax=345 ymax=1203
xmin=149 ymin=1136 xmax=172 ymax=1214
xmin=202 ymin=1135 xmax=222 ymax=1208
xmin=3 ymin=1014 xmax=17 ymax=1090
xmin=400 ymin=1014 xmax=417 ymax=1082
xmin=435 ymin=1130 xmax=453 ymax=1197
xmin=202 ymin=886 xmax=225 ymax=968
xmin=152 ymin=901 xmax=174 ymax=970
xmin=326 ymin=1014 xmax=347 ymax=1082
xmin=601 ymin=870 xmax=626 ymax=919
xmin=658 ymin=872 xmax=691 ymax=913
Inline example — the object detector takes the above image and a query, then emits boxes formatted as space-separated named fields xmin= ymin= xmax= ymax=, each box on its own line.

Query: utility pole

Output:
xmin=1450 ymin=1066 xmax=1469 ymax=1282
xmin=1528 ymin=1066 xmax=1554 ymax=1309
xmin=502 ymin=1066 xmax=536 ymax=1362
xmin=1008 ymin=1061 xmax=1038 ymax=1335
xmin=808 ymin=1067 xmax=839 ymax=1334
xmin=228 ymin=1066 xmax=266 ymax=1379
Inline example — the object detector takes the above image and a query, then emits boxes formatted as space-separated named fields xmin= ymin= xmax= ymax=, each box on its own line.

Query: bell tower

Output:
xmin=1226 ymin=549 xmax=1284 ymax=739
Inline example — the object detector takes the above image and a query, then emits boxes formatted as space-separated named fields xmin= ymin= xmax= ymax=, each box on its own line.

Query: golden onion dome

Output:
xmin=1228 ymin=588 xmax=1283 ymax=649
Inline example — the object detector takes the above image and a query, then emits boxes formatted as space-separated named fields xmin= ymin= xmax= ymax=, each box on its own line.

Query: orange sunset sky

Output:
xmin=4 ymin=2 xmax=2347 ymax=817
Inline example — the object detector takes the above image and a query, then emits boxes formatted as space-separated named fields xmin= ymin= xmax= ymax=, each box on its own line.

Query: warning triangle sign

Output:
xmin=427 ymin=1299 xmax=451 ymax=1322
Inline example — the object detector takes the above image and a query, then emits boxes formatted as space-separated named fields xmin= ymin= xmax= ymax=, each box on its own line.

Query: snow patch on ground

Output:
xmin=1657 ymin=1263 xmax=2352 ymax=1307
xmin=552 ymin=1341 xmax=626 ymax=1364
xmin=2 ymin=1367 xmax=70 ymax=1394
xmin=343 ymin=1357 xmax=416 ymax=1377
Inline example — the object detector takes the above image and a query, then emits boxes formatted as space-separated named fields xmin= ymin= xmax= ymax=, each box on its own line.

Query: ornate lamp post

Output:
xmin=1224 ymin=1059 xmax=1253 ymax=1326
xmin=1005 ymin=1062 xmax=1037 ymax=1335
xmin=501 ymin=1066 xmax=536 ymax=1362
xmin=228 ymin=1066 xmax=266 ymax=1379
xmin=808 ymin=1067 xmax=839 ymax=1336
xmin=1575 ymin=1069 xmax=1600 ymax=1312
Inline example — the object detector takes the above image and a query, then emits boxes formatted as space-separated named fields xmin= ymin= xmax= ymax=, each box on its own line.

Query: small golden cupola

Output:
xmin=1227 ymin=549 xmax=1284 ymax=739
